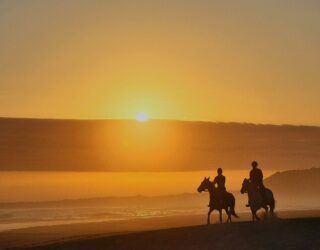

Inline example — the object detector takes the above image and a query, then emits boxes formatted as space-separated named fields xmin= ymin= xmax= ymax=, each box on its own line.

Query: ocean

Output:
xmin=0 ymin=170 xmax=277 ymax=232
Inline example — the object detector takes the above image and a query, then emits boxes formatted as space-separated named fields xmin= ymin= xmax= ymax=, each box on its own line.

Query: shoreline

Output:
xmin=1 ymin=209 xmax=319 ymax=250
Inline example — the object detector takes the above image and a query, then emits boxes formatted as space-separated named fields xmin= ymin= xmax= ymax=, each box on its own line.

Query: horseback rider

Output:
xmin=247 ymin=161 xmax=266 ymax=206
xmin=213 ymin=168 xmax=226 ymax=205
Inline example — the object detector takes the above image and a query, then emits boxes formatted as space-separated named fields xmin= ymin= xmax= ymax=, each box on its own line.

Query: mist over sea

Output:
xmin=0 ymin=170 xmax=267 ymax=232
xmin=0 ymin=170 xmax=275 ymax=202
xmin=2 ymin=170 xmax=320 ymax=233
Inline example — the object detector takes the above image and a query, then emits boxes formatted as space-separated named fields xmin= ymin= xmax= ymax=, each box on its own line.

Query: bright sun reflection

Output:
xmin=135 ymin=112 xmax=149 ymax=121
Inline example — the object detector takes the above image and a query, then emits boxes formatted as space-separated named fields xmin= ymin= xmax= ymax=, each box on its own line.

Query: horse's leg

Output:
xmin=225 ymin=208 xmax=228 ymax=223
xmin=207 ymin=208 xmax=213 ymax=225
xmin=255 ymin=210 xmax=260 ymax=221
xmin=251 ymin=207 xmax=255 ymax=221
xmin=264 ymin=205 xmax=269 ymax=218
xmin=224 ymin=208 xmax=228 ymax=223
xmin=219 ymin=209 xmax=222 ymax=224
xmin=226 ymin=208 xmax=231 ymax=223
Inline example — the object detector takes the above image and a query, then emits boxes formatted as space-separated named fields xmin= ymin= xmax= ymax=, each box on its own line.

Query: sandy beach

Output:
xmin=18 ymin=217 xmax=320 ymax=250
xmin=1 ymin=210 xmax=319 ymax=250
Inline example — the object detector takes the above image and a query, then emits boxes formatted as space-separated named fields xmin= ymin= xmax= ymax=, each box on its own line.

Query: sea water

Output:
xmin=0 ymin=170 xmax=275 ymax=232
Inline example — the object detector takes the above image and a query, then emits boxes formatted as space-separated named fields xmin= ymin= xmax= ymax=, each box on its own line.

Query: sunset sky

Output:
xmin=1 ymin=0 xmax=320 ymax=125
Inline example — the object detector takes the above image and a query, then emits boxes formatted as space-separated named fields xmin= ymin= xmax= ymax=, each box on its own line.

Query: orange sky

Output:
xmin=1 ymin=1 xmax=320 ymax=125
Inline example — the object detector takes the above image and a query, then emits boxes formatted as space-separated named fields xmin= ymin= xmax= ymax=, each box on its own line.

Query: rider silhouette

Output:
xmin=213 ymin=168 xmax=226 ymax=205
xmin=247 ymin=161 xmax=266 ymax=206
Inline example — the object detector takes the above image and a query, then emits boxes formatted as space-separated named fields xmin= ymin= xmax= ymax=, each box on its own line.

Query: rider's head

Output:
xmin=251 ymin=161 xmax=258 ymax=169
xmin=217 ymin=168 xmax=223 ymax=175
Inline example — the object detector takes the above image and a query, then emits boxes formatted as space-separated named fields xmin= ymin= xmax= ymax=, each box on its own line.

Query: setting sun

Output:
xmin=135 ymin=112 xmax=149 ymax=121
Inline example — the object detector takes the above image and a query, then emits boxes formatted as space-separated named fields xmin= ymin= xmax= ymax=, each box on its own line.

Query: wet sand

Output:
xmin=25 ymin=218 xmax=320 ymax=250
xmin=2 ymin=210 xmax=320 ymax=250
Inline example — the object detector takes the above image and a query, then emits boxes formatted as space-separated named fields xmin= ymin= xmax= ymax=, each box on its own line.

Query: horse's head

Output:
xmin=197 ymin=177 xmax=211 ymax=193
xmin=240 ymin=178 xmax=250 ymax=194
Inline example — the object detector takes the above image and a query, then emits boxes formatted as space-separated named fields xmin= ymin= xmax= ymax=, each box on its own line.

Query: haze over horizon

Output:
xmin=1 ymin=118 xmax=320 ymax=172
xmin=2 ymin=116 xmax=320 ymax=127
xmin=1 ymin=0 xmax=320 ymax=125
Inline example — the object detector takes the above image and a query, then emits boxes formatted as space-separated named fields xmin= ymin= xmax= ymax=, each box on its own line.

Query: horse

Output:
xmin=240 ymin=178 xmax=275 ymax=221
xmin=197 ymin=177 xmax=239 ymax=224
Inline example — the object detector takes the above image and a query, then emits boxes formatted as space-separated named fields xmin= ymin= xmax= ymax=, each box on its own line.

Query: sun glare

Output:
xmin=135 ymin=112 xmax=149 ymax=122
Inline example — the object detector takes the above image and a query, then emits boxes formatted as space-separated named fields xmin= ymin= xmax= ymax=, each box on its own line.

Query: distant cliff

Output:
xmin=265 ymin=168 xmax=320 ymax=197
xmin=1 ymin=118 xmax=320 ymax=171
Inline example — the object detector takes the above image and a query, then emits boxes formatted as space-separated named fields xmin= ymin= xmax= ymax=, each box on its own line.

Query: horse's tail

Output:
xmin=270 ymin=199 xmax=275 ymax=215
xmin=267 ymin=189 xmax=275 ymax=215
xmin=229 ymin=194 xmax=239 ymax=218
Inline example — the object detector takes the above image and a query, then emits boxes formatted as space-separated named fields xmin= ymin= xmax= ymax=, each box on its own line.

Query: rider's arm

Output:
xmin=249 ymin=170 xmax=253 ymax=181
xmin=212 ymin=177 xmax=217 ymax=186
xmin=260 ymin=170 xmax=263 ymax=180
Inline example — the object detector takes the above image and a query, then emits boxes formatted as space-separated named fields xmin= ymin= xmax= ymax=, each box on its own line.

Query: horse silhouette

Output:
xmin=198 ymin=177 xmax=239 ymax=224
xmin=240 ymin=178 xmax=275 ymax=221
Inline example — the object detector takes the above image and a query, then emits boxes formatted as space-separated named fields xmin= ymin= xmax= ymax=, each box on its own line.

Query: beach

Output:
xmin=24 ymin=218 xmax=320 ymax=250
xmin=1 ymin=210 xmax=319 ymax=249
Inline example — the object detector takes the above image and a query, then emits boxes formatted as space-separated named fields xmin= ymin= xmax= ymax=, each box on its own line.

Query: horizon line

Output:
xmin=0 ymin=116 xmax=319 ymax=128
